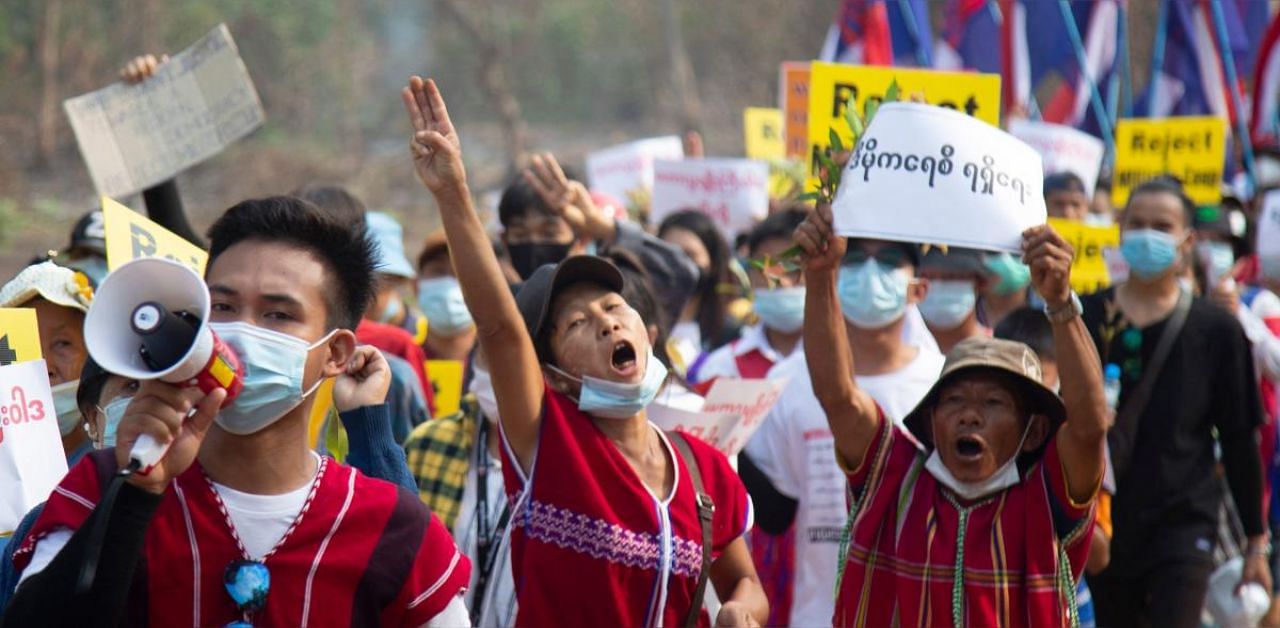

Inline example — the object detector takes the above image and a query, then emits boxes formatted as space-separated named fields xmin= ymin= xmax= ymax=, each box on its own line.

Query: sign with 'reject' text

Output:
xmin=103 ymin=197 xmax=207 ymax=275
xmin=1112 ymin=116 xmax=1227 ymax=206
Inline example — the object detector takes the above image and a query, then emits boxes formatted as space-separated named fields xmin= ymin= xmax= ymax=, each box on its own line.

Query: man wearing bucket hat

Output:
xmin=0 ymin=261 xmax=96 ymax=463
xmin=794 ymin=200 xmax=1106 ymax=626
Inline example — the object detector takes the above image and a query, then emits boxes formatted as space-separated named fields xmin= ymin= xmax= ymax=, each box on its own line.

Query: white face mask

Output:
xmin=924 ymin=418 xmax=1034 ymax=501
xmin=52 ymin=380 xmax=81 ymax=436
xmin=469 ymin=362 xmax=499 ymax=425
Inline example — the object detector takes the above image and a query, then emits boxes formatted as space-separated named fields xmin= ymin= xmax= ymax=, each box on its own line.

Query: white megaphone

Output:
xmin=84 ymin=257 xmax=243 ymax=475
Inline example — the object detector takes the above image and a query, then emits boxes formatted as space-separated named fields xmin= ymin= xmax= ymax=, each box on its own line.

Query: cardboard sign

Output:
xmin=426 ymin=359 xmax=464 ymax=418
xmin=780 ymin=62 xmax=811 ymax=159
xmin=1048 ymin=218 xmax=1121 ymax=294
xmin=103 ymin=197 xmax=207 ymax=274
xmin=0 ymin=359 xmax=70 ymax=534
xmin=0 ymin=309 xmax=42 ymax=366
xmin=651 ymin=159 xmax=769 ymax=241
xmin=807 ymin=62 xmax=1001 ymax=188
xmin=744 ymin=107 xmax=785 ymax=160
xmin=833 ymin=102 xmax=1046 ymax=253
xmin=647 ymin=378 xmax=787 ymax=457
xmin=1009 ymin=120 xmax=1106 ymax=196
xmin=63 ymin=24 xmax=265 ymax=199
xmin=1112 ymin=116 xmax=1227 ymax=206
xmin=585 ymin=136 xmax=684 ymax=210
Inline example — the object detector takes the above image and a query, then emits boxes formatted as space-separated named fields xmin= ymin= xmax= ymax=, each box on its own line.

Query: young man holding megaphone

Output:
xmin=5 ymin=197 xmax=471 ymax=626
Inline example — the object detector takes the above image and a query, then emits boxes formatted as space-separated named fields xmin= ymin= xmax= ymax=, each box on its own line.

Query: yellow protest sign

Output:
xmin=1112 ymin=116 xmax=1227 ymax=207
xmin=0 ymin=309 xmax=41 ymax=366
xmin=744 ymin=108 xmax=785 ymax=160
xmin=426 ymin=359 xmax=464 ymax=418
xmin=1049 ymin=218 xmax=1121 ymax=295
xmin=102 ymin=196 xmax=207 ymax=275
xmin=805 ymin=62 xmax=1001 ymax=189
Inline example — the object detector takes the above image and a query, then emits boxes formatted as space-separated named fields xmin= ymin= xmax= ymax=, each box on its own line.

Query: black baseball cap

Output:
xmin=66 ymin=210 xmax=106 ymax=255
xmin=515 ymin=255 xmax=625 ymax=364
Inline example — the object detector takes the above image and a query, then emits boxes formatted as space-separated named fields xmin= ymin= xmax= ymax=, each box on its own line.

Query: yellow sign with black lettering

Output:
xmin=744 ymin=107 xmax=785 ymax=160
xmin=1112 ymin=116 xmax=1227 ymax=207
xmin=426 ymin=359 xmax=464 ymax=418
xmin=806 ymin=62 xmax=1001 ymax=188
xmin=1048 ymin=218 xmax=1121 ymax=295
xmin=102 ymin=196 xmax=207 ymax=275
xmin=0 ymin=309 xmax=42 ymax=366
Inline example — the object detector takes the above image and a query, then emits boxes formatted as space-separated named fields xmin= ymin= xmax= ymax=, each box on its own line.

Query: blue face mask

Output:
xmin=752 ymin=286 xmax=806 ymax=333
xmin=548 ymin=345 xmax=669 ymax=419
xmin=52 ymin=380 xmax=81 ymax=436
xmin=984 ymin=252 xmax=1031 ymax=296
xmin=377 ymin=296 xmax=403 ymax=324
xmin=1197 ymin=240 xmax=1235 ymax=283
xmin=208 ymin=322 xmax=334 ymax=435
xmin=417 ymin=277 xmax=474 ymax=336
xmin=918 ymin=279 xmax=976 ymax=330
xmin=1121 ymin=229 xmax=1182 ymax=280
xmin=96 ymin=395 xmax=131 ymax=448
xmin=837 ymin=259 xmax=909 ymax=329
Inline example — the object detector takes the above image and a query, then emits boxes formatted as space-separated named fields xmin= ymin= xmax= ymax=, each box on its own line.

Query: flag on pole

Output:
xmin=887 ymin=0 xmax=934 ymax=67
xmin=1251 ymin=11 xmax=1280 ymax=146
xmin=1139 ymin=0 xmax=1248 ymax=123
xmin=937 ymin=0 xmax=1002 ymax=73
xmin=1039 ymin=0 xmax=1121 ymax=130
xmin=818 ymin=0 xmax=893 ymax=65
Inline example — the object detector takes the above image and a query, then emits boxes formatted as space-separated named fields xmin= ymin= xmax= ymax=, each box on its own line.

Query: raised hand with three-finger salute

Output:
xmin=523 ymin=152 xmax=618 ymax=242
xmin=115 ymin=381 xmax=226 ymax=494
xmin=402 ymin=75 xmax=467 ymax=198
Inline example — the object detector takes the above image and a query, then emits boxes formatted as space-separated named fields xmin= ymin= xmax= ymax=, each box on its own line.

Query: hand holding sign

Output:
xmin=833 ymin=102 xmax=1047 ymax=253
xmin=793 ymin=202 xmax=845 ymax=274
xmin=1022 ymin=225 xmax=1075 ymax=308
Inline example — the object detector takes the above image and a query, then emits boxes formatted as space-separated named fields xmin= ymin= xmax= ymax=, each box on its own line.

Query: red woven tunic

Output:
xmin=500 ymin=386 xmax=753 ymax=627
xmin=833 ymin=416 xmax=1095 ymax=627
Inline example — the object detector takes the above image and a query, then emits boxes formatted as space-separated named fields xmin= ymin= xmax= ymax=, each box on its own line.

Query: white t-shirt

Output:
xmin=693 ymin=323 xmax=797 ymax=384
xmin=454 ymin=426 xmax=518 ymax=627
xmin=743 ymin=346 xmax=944 ymax=628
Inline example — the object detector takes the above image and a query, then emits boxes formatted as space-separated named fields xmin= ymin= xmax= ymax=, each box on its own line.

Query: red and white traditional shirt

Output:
xmin=500 ymin=386 xmax=753 ymax=627
xmin=15 ymin=450 xmax=469 ymax=626
xmin=834 ymin=415 xmax=1096 ymax=627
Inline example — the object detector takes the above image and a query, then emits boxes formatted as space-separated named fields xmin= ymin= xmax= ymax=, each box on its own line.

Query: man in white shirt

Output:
xmin=743 ymin=238 xmax=944 ymax=628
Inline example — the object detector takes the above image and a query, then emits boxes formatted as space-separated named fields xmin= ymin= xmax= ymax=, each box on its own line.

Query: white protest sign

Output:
xmin=63 ymin=23 xmax=265 ymax=199
xmin=1008 ymin=119 xmax=1105 ymax=196
xmin=1258 ymin=191 xmax=1280 ymax=282
xmin=0 ymin=360 xmax=70 ymax=534
xmin=585 ymin=136 xmax=684 ymax=208
xmin=833 ymin=102 xmax=1047 ymax=253
xmin=650 ymin=158 xmax=769 ymax=240
xmin=647 ymin=378 xmax=787 ymax=457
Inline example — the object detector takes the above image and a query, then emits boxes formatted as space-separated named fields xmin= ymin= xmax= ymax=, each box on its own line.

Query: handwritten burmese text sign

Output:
xmin=0 ymin=360 xmax=70 ymax=534
xmin=647 ymin=378 xmax=787 ymax=457
xmin=585 ymin=136 xmax=684 ymax=208
xmin=780 ymin=62 xmax=811 ymax=159
xmin=0 ymin=309 xmax=42 ymax=366
xmin=1009 ymin=120 xmax=1106 ymax=196
xmin=833 ymin=103 xmax=1046 ymax=253
xmin=651 ymin=159 xmax=769 ymax=240
xmin=744 ymin=107 xmax=785 ymax=160
xmin=806 ymin=62 xmax=1000 ymax=187
xmin=1048 ymin=218 xmax=1121 ymax=294
xmin=103 ymin=197 xmax=208 ymax=274
xmin=63 ymin=24 xmax=264 ymax=199
xmin=1112 ymin=116 xmax=1227 ymax=206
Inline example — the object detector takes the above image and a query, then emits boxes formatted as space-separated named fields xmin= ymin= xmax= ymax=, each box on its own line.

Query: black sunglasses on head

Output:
xmin=843 ymin=244 xmax=912 ymax=268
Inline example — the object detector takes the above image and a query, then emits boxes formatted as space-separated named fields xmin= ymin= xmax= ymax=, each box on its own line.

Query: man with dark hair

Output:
xmin=1084 ymin=178 xmax=1270 ymax=626
xmin=7 ymin=196 xmax=470 ymax=625
xmin=1045 ymin=171 xmax=1091 ymax=221
xmin=917 ymin=247 xmax=992 ymax=354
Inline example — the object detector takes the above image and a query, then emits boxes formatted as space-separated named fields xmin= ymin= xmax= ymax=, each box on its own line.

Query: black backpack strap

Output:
xmin=668 ymin=431 xmax=715 ymax=628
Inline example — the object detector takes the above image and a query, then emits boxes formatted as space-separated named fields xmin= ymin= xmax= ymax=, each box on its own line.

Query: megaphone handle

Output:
xmin=129 ymin=433 xmax=170 ymax=476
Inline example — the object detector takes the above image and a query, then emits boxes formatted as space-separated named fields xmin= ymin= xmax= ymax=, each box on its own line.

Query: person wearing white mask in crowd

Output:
xmin=742 ymin=235 xmax=944 ymax=628
xmin=917 ymin=247 xmax=992 ymax=354
xmin=691 ymin=209 xmax=807 ymax=385
xmin=0 ymin=260 xmax=95 ymax=464
xmin=416 ymin=230 xmax=477 ymax=364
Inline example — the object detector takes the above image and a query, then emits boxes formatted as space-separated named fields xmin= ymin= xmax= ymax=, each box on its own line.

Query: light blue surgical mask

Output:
xmin=1121 ymin=229 xmax=1182 ymax=280
xmin=52 ymin=380 xmax=81 ymax=436
xmin=837 ymin=259 xmax=910 ymax=329
xmin=752 ymin=286 xmax=805 ymax=333
xmin=377 ymin=296 xmax=403 ymax=324
xmin=984 ymin=252 xmax=1031 ymax=296
xmin=918 ymin=279 xmax=977 ymax=330
xmin=96 ymin=396 xmax=131 ymax=448
xmin=547 ymin=345 xmax=669 ymax=419
xmin=418 ymin=277 xmax=474 ymax=336
xmin=1197 ymin=240 xmax=1235 ymax=283
xmin=208 ymin=322 xmax=335 ymax=435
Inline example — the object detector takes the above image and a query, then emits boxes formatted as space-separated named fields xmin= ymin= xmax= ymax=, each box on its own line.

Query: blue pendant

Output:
xmin=224 ymin=560 xmax=270 ymax=612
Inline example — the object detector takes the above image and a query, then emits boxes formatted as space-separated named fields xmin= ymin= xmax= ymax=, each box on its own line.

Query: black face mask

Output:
xmin=508 ymin=242 xmax=573 ymax=280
